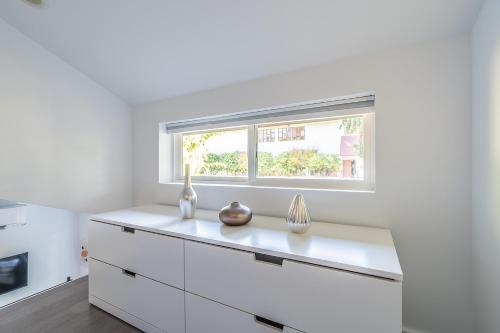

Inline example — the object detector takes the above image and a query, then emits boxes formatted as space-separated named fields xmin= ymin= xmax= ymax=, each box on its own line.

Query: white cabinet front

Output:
xmin=185 ymin=240 xmax=402 ymax=333
xmin=186 ymin=292 xmax=303 ymax=333
xmin=89 ymin=220 xmax=184 ymax=288
xmin=89 ymin=259 xmax=185 ymax=333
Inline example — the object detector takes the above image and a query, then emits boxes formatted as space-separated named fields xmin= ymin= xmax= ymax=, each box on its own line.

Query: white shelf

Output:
xmin=92 ymin=204 xmax=403 ymax=281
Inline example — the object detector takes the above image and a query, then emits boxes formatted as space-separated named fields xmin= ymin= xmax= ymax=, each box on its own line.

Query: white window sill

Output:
xmin=160 ymin=181 xmax=375 ymax=194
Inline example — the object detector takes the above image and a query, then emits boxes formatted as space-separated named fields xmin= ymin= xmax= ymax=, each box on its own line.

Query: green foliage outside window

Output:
xmin=183 ymin=132 xmax=218 ymax=163
xmin=186 ymin=148 xmax=342 ymax=177
xmin=195 ymin=149 xmax=341 ymax=177
xmin=258 ymin=149 xmax=341 ymax=177
xmin=339 ymin=117 xmax=362 ymax=134
xmin=200 ymin=152 xmax=247 ymax=176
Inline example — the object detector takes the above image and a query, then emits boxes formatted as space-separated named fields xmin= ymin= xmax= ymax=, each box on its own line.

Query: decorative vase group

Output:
xmin=179 ymin=166 xmax=310 ymax=234
xmin=219 ymin=202 xmax=252 ymax=226
xmin=179 ymin=164 xmax=197 ymax=219
xmin=286 ymin=194 xmax=311 ymax=233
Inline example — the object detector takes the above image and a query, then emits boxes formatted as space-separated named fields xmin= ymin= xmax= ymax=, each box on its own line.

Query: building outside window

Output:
xmin=258 ymin=128 xmax=275 ymax=143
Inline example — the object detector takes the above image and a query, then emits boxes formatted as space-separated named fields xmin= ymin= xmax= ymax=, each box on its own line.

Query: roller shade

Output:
xmin=165 ymin=93 xmax=375 ymax=134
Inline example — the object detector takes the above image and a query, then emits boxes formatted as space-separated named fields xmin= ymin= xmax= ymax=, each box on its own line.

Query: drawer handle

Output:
xmin=255 ymin=316 xmax=284 ymax=331
xmin=254 ymin=253 xmax=284 ymax=266
xmin=122 ymin=226 xmax=135 ymax=234
xmin=122 ymin=269 xmax=136 ymax=278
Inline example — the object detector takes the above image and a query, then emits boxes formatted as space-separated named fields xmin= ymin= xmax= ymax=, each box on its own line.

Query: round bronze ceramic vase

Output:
xmin=219 ymin=202 xmax=252 ymax=226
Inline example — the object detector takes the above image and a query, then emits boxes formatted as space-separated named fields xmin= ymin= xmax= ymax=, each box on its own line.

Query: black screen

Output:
xmin=0 ymin=252 xmax=28 ymax=295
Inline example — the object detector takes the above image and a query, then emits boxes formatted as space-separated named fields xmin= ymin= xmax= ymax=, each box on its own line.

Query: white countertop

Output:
xmin=91 ymin=204 xmax=403 ymax=281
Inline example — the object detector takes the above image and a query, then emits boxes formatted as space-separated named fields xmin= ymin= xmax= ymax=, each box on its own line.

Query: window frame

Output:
xmin=171 ymin=112 xmax=375 ymax=191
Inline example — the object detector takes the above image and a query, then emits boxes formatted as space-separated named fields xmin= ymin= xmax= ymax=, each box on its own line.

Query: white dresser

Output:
xmin=89 ymin=205 xmax=403 ymax=333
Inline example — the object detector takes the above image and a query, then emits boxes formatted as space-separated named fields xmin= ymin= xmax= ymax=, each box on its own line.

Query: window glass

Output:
xmin=182 ymin=127 xmax=248 ymax=177
xmin=257 ymin=116 xmax=364 ymax=179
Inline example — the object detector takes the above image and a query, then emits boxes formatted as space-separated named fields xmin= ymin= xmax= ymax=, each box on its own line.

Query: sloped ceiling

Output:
xmin=0 ymin=0 xmax=483 ymax=104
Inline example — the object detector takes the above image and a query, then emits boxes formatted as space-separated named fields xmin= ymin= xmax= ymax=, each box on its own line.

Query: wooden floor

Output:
xmin=0 ymin=276 xmax=141 ymax=333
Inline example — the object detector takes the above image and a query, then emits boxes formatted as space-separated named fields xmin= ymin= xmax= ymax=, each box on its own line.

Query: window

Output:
xmin=168 ymin=94 xmax=375 ymax=190
xmin=258 ymin=128 xmax=275 ymax=143
xmin=258 ymin=126 xmax=305 ymax=143
xmin=277 ymin=126 xmax=305 ymax=141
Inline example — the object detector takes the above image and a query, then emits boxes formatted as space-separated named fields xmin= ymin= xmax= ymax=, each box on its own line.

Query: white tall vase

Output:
xmin=179 ymin=164 xmax=197 ymax=219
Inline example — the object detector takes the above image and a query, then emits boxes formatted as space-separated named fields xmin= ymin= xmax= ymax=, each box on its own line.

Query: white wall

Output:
xmin=0 ymin=18 xmax=133 ymax=213
xmin=472 ymin=0 xmax=500 ymax=332
xmin=0 ymin=202 xmax=87 ymax=308
xmin=133 ymin=35 xmax=473 ymax=333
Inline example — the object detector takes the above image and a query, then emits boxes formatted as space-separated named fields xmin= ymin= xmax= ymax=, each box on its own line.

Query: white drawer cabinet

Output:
xmin=89 ymin=259 xmax=185 ymax=333
xmin=89 ymin=205 xmax=403 ymax=333
xmin=89 ymin=220 xmax=184 ymax=288
xmin=186 ymin=293 xmax=304 ymax=333
xmin=185 ymin=240 xmax=402 ymax=333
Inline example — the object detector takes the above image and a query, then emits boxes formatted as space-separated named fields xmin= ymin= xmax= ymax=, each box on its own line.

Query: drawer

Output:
xmin=89 ymin=259 xmax=185 ymax=333
xmin=89 ymin=220 xmax=184 ymax=289
xmin=186 ymin=293 xmax=303 ymax=333
xmin=185 ymin=241 xmax=402 ymax=333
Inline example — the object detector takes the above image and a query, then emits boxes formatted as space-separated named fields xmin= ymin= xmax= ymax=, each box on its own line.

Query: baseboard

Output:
xmin=403 ymin=326 xmax=428 ymax=333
